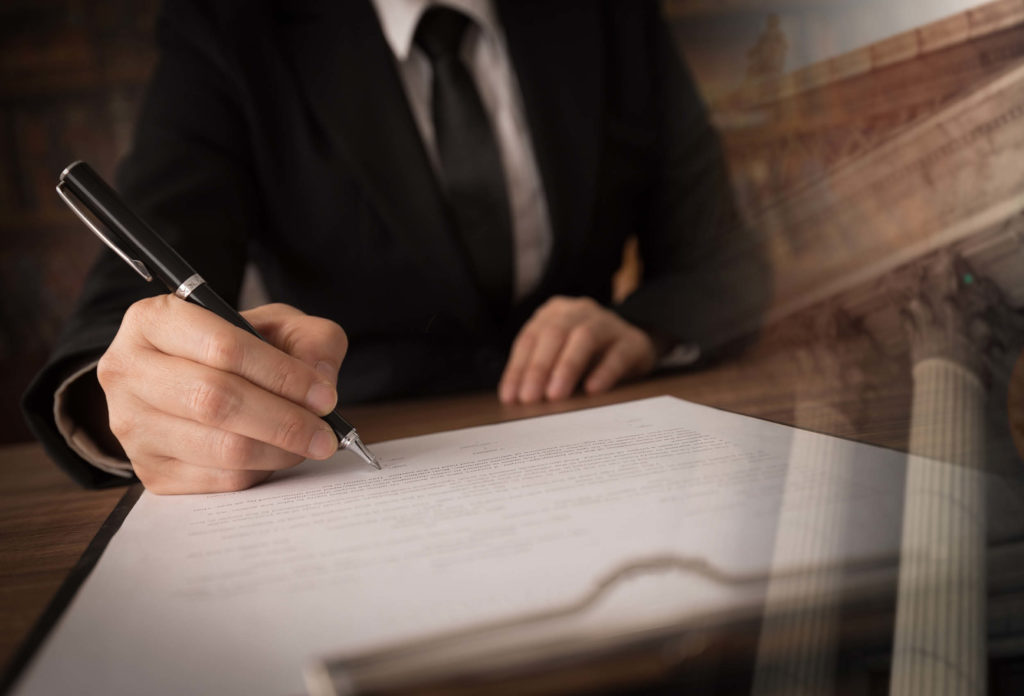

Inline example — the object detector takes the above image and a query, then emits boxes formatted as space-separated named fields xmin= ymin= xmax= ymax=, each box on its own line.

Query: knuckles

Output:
xmin=105 ymin=300 xmax=324 ymax=494
xmin=299 ymin=316 xmax=349 ymax=367
xmin=95 ymin=349 xmax=125 ymax=389
xmin=119 ymin=298 xmax=151 ymax=334
xmin=201 ymin=328 xmax=246 ymax=372
xmin=314 ymin=318 xmax=349 ymax=356
xmin=569 ymin=322 xmax=598 ymax=346
xmin=187 ymin=376 xmax=241 ymax=427
xmin=106 ymin=405 xmax=138 ymax=441
xmin=536 ymin=295 xmax=603 ymax=325
xmin=265 ymin=360 xmax=299 ymax=398
xmin=121 ymin=295 xmax=176 ymax=334
xmin=218 ymin=431 xmax=256 ymax=467
xmin=274 ymin=412 xmax=308 ymax=453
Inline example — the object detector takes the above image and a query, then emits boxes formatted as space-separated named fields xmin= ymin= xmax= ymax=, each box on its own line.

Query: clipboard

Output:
xmin=304 ymin=554 xmax=902 ymax=696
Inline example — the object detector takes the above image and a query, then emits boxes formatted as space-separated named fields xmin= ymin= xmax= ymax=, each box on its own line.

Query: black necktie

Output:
xmin=415 ymin=6 xmax=514 ymax=317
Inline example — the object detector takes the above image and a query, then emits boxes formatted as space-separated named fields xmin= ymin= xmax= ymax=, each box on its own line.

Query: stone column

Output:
xmin=889 ymin=254 xmax=994 ymax=696
xmin=754 ymin=309 xmax=885 ymax=696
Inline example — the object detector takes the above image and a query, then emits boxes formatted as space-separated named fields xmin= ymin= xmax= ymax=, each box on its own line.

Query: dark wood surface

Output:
xmin=0 ymin=353 xmax=912 ymax=679
xmin=0 ymin=442 xmax=124 ymax=672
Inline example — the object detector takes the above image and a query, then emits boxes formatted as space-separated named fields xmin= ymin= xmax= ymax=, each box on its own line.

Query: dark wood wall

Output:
xmin=0 ymin=0 xmax=158 ymax=443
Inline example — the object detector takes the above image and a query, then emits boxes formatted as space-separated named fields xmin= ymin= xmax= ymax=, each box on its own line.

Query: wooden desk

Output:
xmin=0 ymin=355 xmax=912 ymax=681
xmin=0 ymin=443 xmax=123 ymax=674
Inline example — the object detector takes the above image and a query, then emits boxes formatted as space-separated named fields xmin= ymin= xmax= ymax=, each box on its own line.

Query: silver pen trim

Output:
xmin=56 ymin=180 xmax=153 ymax=282
xmin=338 ymin=428 xmax=381 ymax=470
xmin=174 ymin=273 xmax=206 ymax=300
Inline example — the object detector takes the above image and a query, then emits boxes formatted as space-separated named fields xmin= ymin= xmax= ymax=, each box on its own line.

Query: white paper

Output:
xmin=13 ymin=396 xmax=910 ymax=696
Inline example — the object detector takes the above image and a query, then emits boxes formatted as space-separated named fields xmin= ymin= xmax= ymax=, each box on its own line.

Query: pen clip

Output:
xmin=56 ymin=179 xmax=153 ymax=282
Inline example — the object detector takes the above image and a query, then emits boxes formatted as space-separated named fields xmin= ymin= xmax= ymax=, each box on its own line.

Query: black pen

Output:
xmin=56 ymin=160 xmax=381 ymax=470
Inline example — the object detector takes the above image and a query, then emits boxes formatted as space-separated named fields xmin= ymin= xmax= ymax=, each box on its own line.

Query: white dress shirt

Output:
xmin=370 ymin=0 xmax=553 ymax=301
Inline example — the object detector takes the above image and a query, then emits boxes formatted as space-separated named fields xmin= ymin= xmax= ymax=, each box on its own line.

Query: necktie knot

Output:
xmin=414 ymin=6 xmax=471 ymax=62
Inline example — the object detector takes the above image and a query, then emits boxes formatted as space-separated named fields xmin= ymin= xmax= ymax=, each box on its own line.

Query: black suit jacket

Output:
xmin=23 ymin=0 xmax=770 ymax=487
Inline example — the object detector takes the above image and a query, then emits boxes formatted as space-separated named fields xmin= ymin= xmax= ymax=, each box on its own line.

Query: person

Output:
xmin=22 ymin=0 xmax=770 ymax=494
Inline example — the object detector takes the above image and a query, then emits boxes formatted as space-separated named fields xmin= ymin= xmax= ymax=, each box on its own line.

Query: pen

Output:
xmin=56 ymin=160 xmax=381 ymax=471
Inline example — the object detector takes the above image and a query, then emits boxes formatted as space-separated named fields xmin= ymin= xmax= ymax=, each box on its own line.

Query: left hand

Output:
xmin=499 ymin=296 xmax=659 ymax=404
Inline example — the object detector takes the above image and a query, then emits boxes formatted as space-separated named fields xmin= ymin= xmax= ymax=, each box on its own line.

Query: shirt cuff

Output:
xmin=53 ymin=361 xmax=134 ymax=479
xmin=657 ymin=343 xmax=700 ymax=370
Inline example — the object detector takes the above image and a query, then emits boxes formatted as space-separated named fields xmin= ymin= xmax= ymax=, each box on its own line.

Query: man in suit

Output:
xmin=23 ymin=0 xmax=770 ymax=493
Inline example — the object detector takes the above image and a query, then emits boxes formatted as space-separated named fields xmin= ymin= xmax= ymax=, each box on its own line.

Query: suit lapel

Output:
xmin=279 ymin=0 xmax=486 ymax=321
xmin=496 ymin=0 xmax=604 ymax=298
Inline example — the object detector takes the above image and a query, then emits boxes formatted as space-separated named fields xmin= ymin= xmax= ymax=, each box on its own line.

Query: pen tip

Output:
xmin=347 ymin=435 xmax=382 ymax=471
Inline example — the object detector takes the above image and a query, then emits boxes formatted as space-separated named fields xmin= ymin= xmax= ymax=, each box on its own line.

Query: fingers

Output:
xmin=499 ymin=329 xmax=536 ymax=404
xmin=500 ymin=296 xmax=600 ymax=404
xmin=116 ymin=404 xmax=305 ymax=473
xmin=123 ymin=298 xmax=341 ymax=416
xmin=547 ymin=323 xmax=605 ymax=400
xmin=124 ymin=411 xmax=290 ymax=494
xmin=120 ymin=348 xmax=338 ymax=459
xmin=517 ymin=327 xmax=570 ymax=403
xmin=136 ymin=458 xmax=274 ymax=496
xmin=499 ymin=297 xmax=658 ymax=405
xmin=98 ymin=296 xmax=349 ymax=495
xmin=585 ymin=334 xmax=648 ymax=394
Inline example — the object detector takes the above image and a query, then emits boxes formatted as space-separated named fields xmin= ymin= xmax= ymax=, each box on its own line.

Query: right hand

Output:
xmin=97 ymin=297 xmax=348 ymax=494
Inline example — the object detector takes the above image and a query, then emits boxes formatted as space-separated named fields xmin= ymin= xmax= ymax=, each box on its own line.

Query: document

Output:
xmin=13 ymin=396 xmax=909 ymax=696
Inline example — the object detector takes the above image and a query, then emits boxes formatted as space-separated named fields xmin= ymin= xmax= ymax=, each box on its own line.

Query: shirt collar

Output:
xmin=370 ymin=0 xmax=499 ymax=61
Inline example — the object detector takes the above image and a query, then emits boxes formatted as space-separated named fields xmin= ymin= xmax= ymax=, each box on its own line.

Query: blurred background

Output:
xmin=1 ymin=0 xmax=158 ymax=443
xmin=1 ymin=0 xmax=1023 ymax=450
